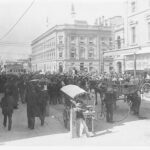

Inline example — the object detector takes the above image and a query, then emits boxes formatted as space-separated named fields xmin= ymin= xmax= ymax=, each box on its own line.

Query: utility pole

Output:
xmin=134 ymin=52 xmax=136 ymax=77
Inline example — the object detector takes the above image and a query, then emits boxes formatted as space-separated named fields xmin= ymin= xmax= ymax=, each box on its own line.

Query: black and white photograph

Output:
xmin=0 ymin=0 xmax=150 ymax=147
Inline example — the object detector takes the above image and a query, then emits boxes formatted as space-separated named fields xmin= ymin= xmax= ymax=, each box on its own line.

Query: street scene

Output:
xmin=0 ymin=92 xmax=150 ymax=146
xmin=1 ymin=0 xmax=150 ymax=147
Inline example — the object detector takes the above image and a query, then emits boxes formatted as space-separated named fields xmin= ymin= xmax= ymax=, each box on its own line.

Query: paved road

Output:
xmin=0 ymin=94 xmax=150 ymax=146
xmin=0 ymin=102 xmax=67 ymax=144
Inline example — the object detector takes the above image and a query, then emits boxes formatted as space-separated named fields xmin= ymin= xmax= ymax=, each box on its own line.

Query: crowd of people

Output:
xmin=0 ymin=70 xmax=146 ymax=132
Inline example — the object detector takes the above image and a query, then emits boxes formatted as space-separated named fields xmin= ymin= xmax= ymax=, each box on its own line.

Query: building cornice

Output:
xmin=104 ymin=45 xmax=140 ymax=54
xmin=31 ymin=24 xmax=112 ymax=46
xmin=128 ymin=8 xmax=150 ymax=18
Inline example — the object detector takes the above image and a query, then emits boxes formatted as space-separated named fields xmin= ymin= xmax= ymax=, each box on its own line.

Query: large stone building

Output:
xmin=31 ymin=20 xmax=112 ymax=73
xmin=104 ymin=0 xmax=150 ymax=75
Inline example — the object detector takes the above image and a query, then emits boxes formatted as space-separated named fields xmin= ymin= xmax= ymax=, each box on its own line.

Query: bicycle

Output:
xmin=95 ymin=102 xmax=106 ymax=120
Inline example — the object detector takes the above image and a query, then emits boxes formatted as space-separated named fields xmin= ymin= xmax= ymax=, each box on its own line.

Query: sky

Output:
xmin=0 ymin=0 xmax=126 ymax=60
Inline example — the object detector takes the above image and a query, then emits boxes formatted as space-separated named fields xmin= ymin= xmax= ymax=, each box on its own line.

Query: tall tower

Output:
xmin=71 ymin=3 xmax=76 ymax=23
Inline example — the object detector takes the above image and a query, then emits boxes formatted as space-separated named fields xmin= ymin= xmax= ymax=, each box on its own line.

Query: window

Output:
xmin=80 ymin=63 xmax=84 ymax=71
xmin=101 ymin=37 xmax=105 ymax=45
xmin=59 ymin=52 xmax=63 ymax=58
xmin=101 ymin=37 xmax=105 ymax=42
xmin=71 ymin=63 xmax=75 ymax=66
xmin=109 ymin=37 xmax=112 ymax=48
xmin=70 ymin=47 xmax=76 ymax=58
xmin=148 ymin=22 xmax=150 ymax=41
xmin=58 ymin=48 xmax=63 ymax=58
xmin=80 ymin=36 xmax=85 ymax=44
xmin=80 ymin=47 xmax=85 ymax=59
xmin=58 ymin=36 xmax=63 ymax=44
xmin=89 ymin=63 xmax=93 ymax=71
xmin=131 ymin=1 xmax=136 ymax=13
xmin=89 ymin=37 xmax=94 ymax=44
xmin=88 ymin=47 xmax=94 ymax=58
xmin=131 ymin=26 xmax=136 ymax=44
xmin=70 ymin=36 xmax=76 ymax=44
xmin=71 ymin=36 xmax=76 ymax=41
xmin=117 ymin=36 xmax=121 ymax=49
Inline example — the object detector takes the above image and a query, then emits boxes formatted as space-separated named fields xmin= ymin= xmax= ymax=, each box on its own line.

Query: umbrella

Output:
xmin=29 ymin=79 xmax=39 ymax=82
xmin=60 ymin=84 xmax=87 ymax=99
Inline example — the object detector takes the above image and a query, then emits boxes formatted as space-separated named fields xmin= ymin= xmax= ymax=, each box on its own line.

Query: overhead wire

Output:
xmin=0 ymin=41 xmax=30 ymax=47
xmin=0 ymin=0 xmax=35 ymax=41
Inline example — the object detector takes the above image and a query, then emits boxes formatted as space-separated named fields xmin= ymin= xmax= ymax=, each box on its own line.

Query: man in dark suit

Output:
xmin=104 ymin=86 xmax=115 ymax=123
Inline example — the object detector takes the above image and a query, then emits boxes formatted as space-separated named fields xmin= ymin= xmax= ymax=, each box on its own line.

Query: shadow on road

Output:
xmin=0 ymin=103 xmax=68 ymax=143
xmin=0 ymin=95 xmax=150 ymax=144
xmin=93 ymin=98 xmax=150 ymax=134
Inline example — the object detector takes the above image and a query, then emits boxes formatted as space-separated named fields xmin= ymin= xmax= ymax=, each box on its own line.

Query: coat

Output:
xmin=26 ymin=82 xmax=47 ymax=118
xmin=104 ymin=92 xmax=115 ymax=105
xmin=1 ymin=95 xmax=14 ymax=116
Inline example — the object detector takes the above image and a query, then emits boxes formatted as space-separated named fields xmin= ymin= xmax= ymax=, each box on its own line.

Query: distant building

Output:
xmin=104 ymin=0 xmax=150 ymax=75
xmin=31 ymin=21 xmax=113 ymax=73
xmin=104 ymin=16 xmax=125 ymax=73
xmin=1 ymin=58 xmax=31 ymax=74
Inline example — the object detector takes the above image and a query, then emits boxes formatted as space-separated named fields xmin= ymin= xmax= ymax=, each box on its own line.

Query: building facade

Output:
xmin=31 ymin=21 xmax=112 ymax=73
xmin=1 ymin=59 xmax=31 ymax=74
xmin=104 ymin=0 xmax=150 ymax=75
xmin=104 ymin=16 xmax=125 ymax=73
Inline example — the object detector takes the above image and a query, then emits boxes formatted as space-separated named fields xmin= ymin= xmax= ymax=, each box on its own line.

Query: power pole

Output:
xmin=134 ymin=52 xmax=136 ymax=77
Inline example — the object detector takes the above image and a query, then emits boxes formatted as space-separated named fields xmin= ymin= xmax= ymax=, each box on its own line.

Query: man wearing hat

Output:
xmin=103 ymin=85 xmax=115 ymax=123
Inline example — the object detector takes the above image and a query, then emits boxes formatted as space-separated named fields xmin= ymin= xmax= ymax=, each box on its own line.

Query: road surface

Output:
xmin=0 ymin=94 xmax=150 ymax=146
